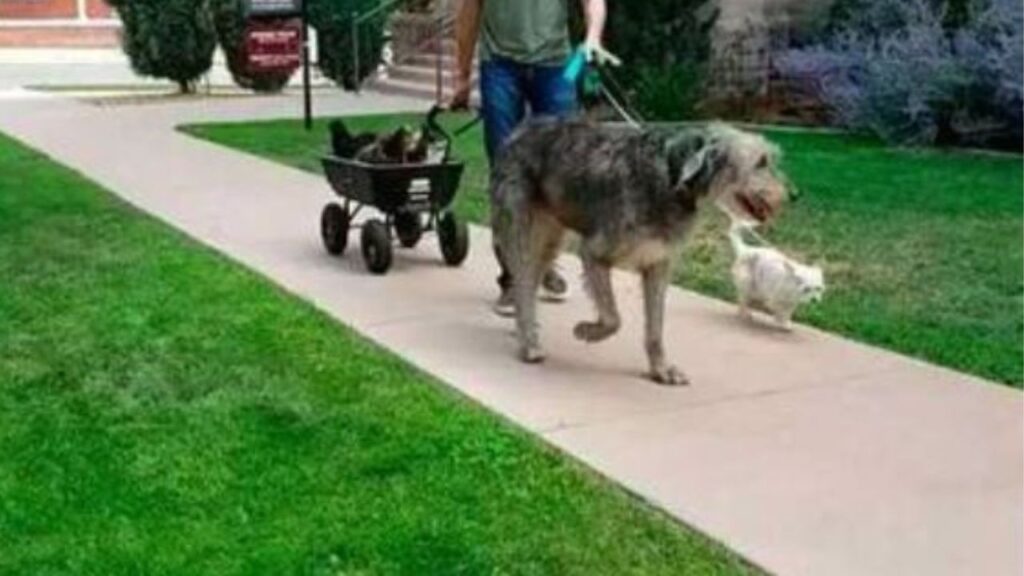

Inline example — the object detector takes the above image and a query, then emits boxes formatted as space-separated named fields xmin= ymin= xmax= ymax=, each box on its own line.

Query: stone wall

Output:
xmin=706 ymin=0 xmax=834 ymax=121
xmin=717 ymin=0 xmax=834 ymax=32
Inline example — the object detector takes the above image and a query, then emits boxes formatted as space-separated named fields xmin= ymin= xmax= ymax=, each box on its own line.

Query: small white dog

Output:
xmin=728 ymin=221 xmax=824 ymax=330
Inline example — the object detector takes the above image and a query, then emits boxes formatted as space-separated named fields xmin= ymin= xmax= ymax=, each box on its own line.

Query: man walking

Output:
xmin=451 ymin=0 xmax=616 ymax=316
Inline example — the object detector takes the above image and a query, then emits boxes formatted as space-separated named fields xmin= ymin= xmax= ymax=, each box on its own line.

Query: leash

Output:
xmin=564 ymin=45 xmax=646 ymax=129
xmin=598 ymin=81 xmax=643 ymax=129
xmin=565 ymin=57 xmax=781 ymax=251
xmin=732 ymin=218 xmax=774 ymax=247
xmin=591 ymin=67 xmax=646 ymax=129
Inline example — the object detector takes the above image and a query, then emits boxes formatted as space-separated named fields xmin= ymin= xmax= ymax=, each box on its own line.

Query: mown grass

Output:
xmin=0 ymin=131 xmax=758 ymax=574
xmin=183 ymin=115 xmax=1024 ymax=387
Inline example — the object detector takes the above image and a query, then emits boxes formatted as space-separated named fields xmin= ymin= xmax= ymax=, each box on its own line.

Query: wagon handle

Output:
xmin=424 ymin=104 xmax=482 ymax=162
xmin=427 ymin=104 xmax=483 ymax=136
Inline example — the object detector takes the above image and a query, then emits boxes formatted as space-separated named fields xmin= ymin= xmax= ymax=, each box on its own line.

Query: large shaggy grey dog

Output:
xmin=491 ymin=119 xmax=790 ymax=385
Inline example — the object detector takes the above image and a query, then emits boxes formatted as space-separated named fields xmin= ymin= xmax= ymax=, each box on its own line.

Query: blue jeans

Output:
xmin=480 ymin=57 xmax=577 ymax=292
xmin=480 ymin=57 xmax=578 ymax=165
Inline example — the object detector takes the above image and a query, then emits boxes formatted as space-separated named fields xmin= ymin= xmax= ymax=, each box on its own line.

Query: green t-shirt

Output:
xmin=480 ymin=0 xmax=572 ymax=65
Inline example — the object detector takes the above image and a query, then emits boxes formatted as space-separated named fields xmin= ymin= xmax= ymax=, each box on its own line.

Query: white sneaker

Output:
xmin=492 ymin=289 xmax=516 ymax=317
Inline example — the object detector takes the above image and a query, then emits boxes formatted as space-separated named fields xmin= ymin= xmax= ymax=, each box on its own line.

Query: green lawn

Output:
xmin=183 ymin=116 xmax=1024 ymax=387
xmin=0 ymin=132 xmax=757 ymax=574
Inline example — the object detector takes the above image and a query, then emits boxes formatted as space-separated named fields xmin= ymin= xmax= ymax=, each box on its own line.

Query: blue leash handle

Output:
xmin=562 ymin=47 xmax=588 ymax=84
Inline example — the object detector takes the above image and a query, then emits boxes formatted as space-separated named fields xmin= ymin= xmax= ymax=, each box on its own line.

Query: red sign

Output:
xmin=245 ymin=19 xmax=302 ymax=74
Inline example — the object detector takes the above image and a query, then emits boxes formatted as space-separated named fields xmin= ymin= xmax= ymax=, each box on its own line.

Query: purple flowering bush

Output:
xmin=779 ymin=0 xmax=1022 ymax=149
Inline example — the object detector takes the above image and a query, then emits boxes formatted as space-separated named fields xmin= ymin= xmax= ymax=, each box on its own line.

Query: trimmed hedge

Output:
xmin=309 ymin=0 xmax=392 ymax=91
xmin=107 ymin=0 xmax=217 ymax=93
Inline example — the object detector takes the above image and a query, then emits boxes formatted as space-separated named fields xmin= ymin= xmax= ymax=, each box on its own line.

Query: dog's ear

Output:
xmin=783 ymin=260 xmax=797 ymax=277
xmin=666 ymin=133 xmax=725 ymax=193
xmin=679 ymin=144 xmax=714 ymax=185
xmin=380 ymin=127 xmax=410 ymax=160
xmin=407 ymin=130 xmax=428 ymax=162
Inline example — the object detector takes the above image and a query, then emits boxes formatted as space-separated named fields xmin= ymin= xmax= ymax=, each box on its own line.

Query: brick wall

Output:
xmin=0 ymin=0 xmax=120 ymax=48
xmin=87 ymin=0 xmax=114 ymax=19
xmin=0 ymin=0 xmax=117 ymax=22
xmin=0 ymin=25 xmax=119 ymax=47
xmin=0 ymin=0 xmax=79 ymax=19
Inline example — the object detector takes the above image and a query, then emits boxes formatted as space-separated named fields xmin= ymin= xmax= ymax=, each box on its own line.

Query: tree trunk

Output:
xmin=934 ymin=109 xmax=958 ymax=146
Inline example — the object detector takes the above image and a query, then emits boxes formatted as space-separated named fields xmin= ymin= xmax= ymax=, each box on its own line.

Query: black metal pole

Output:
xmin=301 ymin=0 xmax=312 ymax=131
xmin=352 ymin=11 xmax=360 ymax=95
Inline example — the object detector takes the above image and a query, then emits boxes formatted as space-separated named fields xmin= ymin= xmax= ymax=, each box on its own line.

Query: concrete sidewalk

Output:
xmin=1 ymin=93 xmax=1020 ymax=576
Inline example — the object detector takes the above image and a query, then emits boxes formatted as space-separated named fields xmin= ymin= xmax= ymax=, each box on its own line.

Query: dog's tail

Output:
xmin=728 ymin=220 xmax=751 ymax=257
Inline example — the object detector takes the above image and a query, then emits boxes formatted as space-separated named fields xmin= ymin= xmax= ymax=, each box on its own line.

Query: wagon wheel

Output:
xmin=437 ymin=212 xmax=469 ymax=267
xmin=394 ymin=210 xmax=423 ymax=249
xmin=361 ymin=219 xmax=393 ymax=274
xmin=321 ymin=203 xmax=349 ymax=256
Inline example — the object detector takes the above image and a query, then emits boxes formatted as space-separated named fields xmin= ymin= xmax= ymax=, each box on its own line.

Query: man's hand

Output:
xmin=581 ymin=0 xmax=620 ymax=67
xmin=582 ymin=37 xmax=621 ymax=67
xmin=450 ymin=75 xmax=472 ymax=110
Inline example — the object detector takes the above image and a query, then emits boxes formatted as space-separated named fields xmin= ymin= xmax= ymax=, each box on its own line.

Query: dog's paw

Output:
xmin=519 ymin=346 xmax=546 ymax=364
xmin=651 ymin=365 xmax=689 ymax=386
xmin=573 ymin=321 xmax=618 ymax=343
xmin=774 ymin=318 xmax=794 ymax=332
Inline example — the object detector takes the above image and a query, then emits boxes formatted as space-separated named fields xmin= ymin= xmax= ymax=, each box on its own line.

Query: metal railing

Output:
xmin=430 ymin=14 xmax=456 ymax=102
xmin=350 ymin=0 xmax=455 ymax=99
